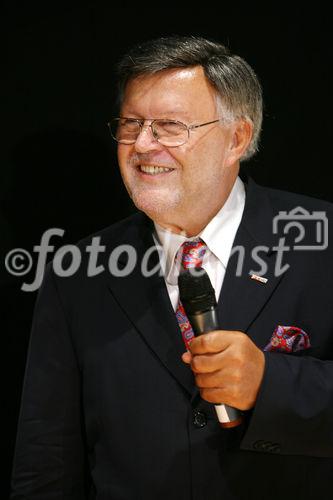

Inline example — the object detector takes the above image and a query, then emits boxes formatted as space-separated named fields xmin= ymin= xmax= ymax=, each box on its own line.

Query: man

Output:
xmin=11 ymin=36 xmax=333 ymax=499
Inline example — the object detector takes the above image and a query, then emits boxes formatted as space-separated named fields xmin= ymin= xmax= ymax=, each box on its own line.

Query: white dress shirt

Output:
xmin=153 ymin=176 xmax=246 ymax=311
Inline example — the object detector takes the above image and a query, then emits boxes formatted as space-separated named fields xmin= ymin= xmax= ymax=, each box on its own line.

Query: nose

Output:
xmin=134 ymin=123 xmax=162 ymax=153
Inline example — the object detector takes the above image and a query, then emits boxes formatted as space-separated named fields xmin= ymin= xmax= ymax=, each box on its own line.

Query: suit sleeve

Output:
xmin=240 ymin=350 xmax=333 ymax=457
xmin=10 ymin=265 xmax=87 ymax=499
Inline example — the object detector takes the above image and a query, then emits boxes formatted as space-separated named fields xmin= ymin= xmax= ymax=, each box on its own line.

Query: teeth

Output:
xmin=140 ymin=165 xmax=172 ymax=174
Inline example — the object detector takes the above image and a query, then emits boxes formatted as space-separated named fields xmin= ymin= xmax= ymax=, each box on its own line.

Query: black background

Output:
xmin=2 ymin=2 xmax=332 ymax=497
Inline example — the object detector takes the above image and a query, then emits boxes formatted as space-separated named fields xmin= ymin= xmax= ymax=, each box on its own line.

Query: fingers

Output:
xmin=188 ymin=330 xmax=242 ymax=355
xmin=182 ymin=351 xmax=191 ymax=364
xmin=191 ymin=351 xmax=227 ymax=373
xmin=181 ymin=330 xmax=266 ymax=410
xmin=198 ymin=387 xmax=232 ymax=405
xmin=195 ymin=368 xmax=230 ymax=389
xmin=182 ymin=330 xmax=245 ymax=373
xmin=182 ymin=350 xmax=228 ymax=373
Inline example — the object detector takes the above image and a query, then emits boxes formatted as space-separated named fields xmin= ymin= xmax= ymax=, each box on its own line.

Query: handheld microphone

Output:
xmin=178 ymin=267 xmax=243 ymax=428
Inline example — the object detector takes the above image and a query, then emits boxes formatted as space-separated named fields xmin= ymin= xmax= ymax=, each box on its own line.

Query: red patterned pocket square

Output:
xmin=263 ymin=325 xmax=311 ymax=353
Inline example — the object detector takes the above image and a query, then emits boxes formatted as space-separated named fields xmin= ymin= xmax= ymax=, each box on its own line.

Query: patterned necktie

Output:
xmin=175 ymin=239 xmax=207 ymax=349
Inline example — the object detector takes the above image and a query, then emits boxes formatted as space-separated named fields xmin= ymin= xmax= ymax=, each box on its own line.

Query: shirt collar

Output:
xmin=153 ymin=176 xmax=246 ymax=284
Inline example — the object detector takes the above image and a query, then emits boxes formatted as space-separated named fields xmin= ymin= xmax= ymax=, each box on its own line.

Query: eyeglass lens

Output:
xmin=110 ymin=119 xmax=188 ymax=146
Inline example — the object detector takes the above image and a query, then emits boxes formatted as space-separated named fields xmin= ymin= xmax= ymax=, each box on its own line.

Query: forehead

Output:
xmin=121 ymin=66 xmax=218 ymax=120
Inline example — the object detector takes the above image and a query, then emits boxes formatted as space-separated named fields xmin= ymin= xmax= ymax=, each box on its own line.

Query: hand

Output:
xmin=182 ymin=330 xmax=265 ymax=411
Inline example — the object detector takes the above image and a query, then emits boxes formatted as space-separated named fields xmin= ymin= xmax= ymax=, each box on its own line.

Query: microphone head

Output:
xmin=178 ymin=267 xmax=217 ymax=315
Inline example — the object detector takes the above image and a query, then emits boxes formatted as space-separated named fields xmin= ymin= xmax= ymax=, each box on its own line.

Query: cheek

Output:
xmin=192 ymin=138 xmax=229 ymax=175
xmin=176 ymin=142 xmax=212 ymax=177
xmin=117 ymin=147 xmax=134 ymax=181
xmin=179 ymin=141 xmax=229 ymax=190
xmin=117 ymin=146 xmax=129 ymax=167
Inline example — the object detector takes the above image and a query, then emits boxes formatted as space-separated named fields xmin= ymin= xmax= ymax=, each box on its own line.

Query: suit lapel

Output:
xmin=217 ymin=178 xmax=288 ymax=342
xmin=217 ymin=226 xmax=285 ymax=334
xmin=105 ymin=214 xmax=195 ymax=396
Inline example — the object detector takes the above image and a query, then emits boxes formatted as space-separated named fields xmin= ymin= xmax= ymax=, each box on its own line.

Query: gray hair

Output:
xmin=116 ymin=36 xmax=263 ymax=161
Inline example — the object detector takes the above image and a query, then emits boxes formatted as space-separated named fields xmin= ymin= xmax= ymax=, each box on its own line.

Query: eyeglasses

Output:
xmin=107 ymin=117 xmax=220 ymax=147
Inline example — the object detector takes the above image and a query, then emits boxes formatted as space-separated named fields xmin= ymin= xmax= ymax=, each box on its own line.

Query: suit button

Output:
xmin=193 ymin=410 xmax=207 ymax=428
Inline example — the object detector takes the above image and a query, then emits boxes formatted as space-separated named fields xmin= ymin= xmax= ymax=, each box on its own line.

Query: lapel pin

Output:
xmin=250 ymin=274 xmax=268 ymax=284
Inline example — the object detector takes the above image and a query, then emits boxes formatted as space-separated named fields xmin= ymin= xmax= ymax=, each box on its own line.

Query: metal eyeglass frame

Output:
xmin=108 ymin=117 xmax=221 ymax=147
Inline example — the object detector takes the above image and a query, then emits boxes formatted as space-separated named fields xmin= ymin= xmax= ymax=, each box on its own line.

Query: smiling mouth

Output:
xmin=138 ymin=165 xmax=175 ymax=175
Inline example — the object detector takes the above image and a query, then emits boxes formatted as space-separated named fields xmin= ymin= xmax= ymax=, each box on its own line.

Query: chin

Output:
xmin=130 ymin=188 xmax=182 ymax=219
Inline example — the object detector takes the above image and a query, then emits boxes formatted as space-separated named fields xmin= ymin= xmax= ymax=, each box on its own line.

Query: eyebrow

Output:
xmin=121 ymin=110 xmax=192 ymax=121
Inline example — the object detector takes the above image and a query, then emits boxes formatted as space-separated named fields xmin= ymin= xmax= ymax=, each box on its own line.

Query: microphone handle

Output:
xmin=188 ymin=308 xmax=243 ymax=428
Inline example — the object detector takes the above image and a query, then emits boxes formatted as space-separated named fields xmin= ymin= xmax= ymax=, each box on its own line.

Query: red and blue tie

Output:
xmin=175 ymin=240 xmax=207 ymax=349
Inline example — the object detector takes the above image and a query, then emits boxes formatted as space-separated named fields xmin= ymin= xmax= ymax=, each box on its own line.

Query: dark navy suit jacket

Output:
xmin=11 ymin=178 xmax=333 ymax=499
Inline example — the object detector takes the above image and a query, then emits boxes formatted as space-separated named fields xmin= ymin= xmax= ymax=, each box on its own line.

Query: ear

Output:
xmin=226 ymin=118 xmax=253 ymax=165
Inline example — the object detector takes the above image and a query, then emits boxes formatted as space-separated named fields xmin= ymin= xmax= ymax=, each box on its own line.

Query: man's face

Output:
xmin=117 ymin=66 xmax=238 ymax=230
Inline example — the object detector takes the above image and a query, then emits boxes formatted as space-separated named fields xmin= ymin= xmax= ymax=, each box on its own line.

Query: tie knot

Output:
xmin=177 ymin=239 xmax=207 ymax=269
